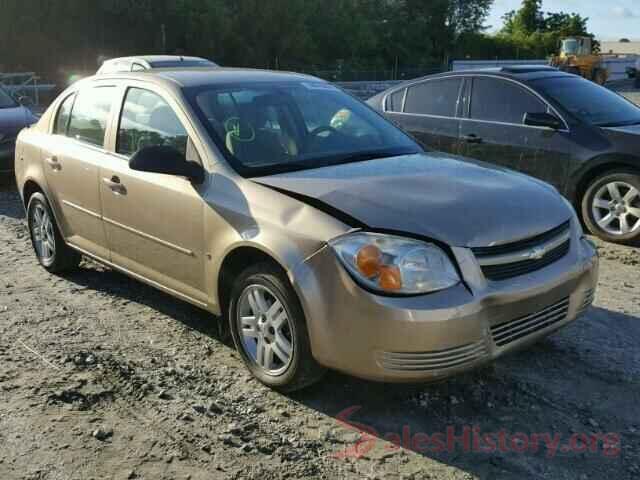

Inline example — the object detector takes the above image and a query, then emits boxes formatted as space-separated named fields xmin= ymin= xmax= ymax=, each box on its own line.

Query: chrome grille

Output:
xmin=473 ymin=221 xmax=571 ymax=281
xmin=491 ymin=297 xmax=570 ymax=347
xmin=378 ymin=341 xmax=488 ymax=372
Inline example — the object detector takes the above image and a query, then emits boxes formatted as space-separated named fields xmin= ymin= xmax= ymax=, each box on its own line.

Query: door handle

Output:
xmin=462 ymin=134 xmax=483 ymax=144
xmin=102 ymin=175 xmax=127 ymax=195
xmin=45 ymin=156 xmax=61 ymax=171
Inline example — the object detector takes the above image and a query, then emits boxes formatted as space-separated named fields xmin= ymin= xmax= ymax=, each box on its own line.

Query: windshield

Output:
xmin=561 ymin=39 xmax=578 ymax=55
xmin=187 ymin=81 xmax=420 ymax=176
xmin=532 ymin=76 xmax=640 ymax=127
xmin=0 ymin=86 xmax=18 ymax=109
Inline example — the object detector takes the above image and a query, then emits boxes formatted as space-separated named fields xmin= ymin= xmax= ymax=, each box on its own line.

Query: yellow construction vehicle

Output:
xmin=549 ymin=36 xmax=608 ymax=85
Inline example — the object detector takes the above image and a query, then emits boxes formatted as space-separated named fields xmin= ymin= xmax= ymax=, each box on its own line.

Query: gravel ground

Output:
xmin=1 ymin=176 xmax=640 ymax=480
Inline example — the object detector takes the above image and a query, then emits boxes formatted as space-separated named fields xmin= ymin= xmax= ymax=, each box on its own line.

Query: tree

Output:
xmin=447 ymin=0 xmax=493 ymax=34
xmin=502 ymin=0 xmax=543 ymax=36
xmin=0 ymin=0 xmax=497 ymax=83
xmin=498 ymin=0 xmax=595 ymax=58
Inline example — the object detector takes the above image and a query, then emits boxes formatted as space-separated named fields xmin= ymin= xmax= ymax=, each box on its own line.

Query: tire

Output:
xmin=581 ymin=170 xmax=640 ymax=244
xmin=228 ymin=262 xmax=325 ymax=392
xmin=27 ymin=192 xmax=81 ymax=272
xmin=593 ymin=69 xmax=607 ymax=86
xmin=567 ymin=66 xmax=581 ymax=76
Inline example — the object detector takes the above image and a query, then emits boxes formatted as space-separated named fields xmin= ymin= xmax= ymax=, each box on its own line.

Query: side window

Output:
xmin=67 ymin=87 xmax=117 ymax=146
xmin=470 ymin=78 xmax=546 ymax=125
xmin=385 ymin=89 xmax=405 ymax=112
xmin=117 ymin=88 xmax=188 ymax=157
xmin=404 ymin=78 xmax=462 ymax=117
xmin=53 ymin=94 xmax=75 ymax=135
xmin=131 ymin=63 xmax=146 ymax=72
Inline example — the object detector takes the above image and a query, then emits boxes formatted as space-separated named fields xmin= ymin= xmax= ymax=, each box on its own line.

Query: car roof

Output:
xmin=118 ymin=55 xmax=212 ymax=64
xmin=97 ymin=55 xmax=218 ymax=74
xmin=89 ymin=67 xmax=321 ymax=89
xmin=366 ymin=66 xmax=574 ymax=106
xmin=419 ymin=66 xmax=573 ymax=83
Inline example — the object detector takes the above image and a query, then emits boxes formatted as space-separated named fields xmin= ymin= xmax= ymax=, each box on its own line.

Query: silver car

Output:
xmin=15 ymin=67 xmax=598 ymax=391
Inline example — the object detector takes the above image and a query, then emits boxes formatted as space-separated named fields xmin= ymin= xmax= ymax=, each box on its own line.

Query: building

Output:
xmin=601 ymin=40 xmax=640 ymax=55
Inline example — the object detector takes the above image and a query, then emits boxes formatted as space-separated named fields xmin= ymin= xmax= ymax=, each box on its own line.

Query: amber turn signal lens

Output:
xmin=356 ymin=244 xmax=382 ymax=278
xmin=379 ymin=265 xmax=402 ymax=291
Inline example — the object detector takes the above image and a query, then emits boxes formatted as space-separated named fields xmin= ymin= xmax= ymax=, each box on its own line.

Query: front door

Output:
xmin=459 ymin=77 xmax=571 ymax=191
xmin=42 ymin=86 xmax=118 ymax=259
xmin=99 ymin=86 xmax=207 ymax=305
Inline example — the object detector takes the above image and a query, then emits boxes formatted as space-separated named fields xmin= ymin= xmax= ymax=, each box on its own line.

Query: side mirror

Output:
xmin=523 ymin=112 xmax=563 ymax=130
xmin=129 ymin=145 xmax=205 ymax=184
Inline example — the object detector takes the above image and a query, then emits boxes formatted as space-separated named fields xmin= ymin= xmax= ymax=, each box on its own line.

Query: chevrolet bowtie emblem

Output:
xmin=528 ymin=246 xmax=547 ymax=260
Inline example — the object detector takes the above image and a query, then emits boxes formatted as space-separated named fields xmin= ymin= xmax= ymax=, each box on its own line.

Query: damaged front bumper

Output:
xmin=292 ymin=224 xmax=598 ymax=383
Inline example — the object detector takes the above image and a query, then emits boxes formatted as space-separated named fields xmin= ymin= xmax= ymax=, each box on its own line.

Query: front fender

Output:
xmin=201 ymin=172 xmax=351 ymax=314
xmin=568 ymin=154 xmax=640 ymax=205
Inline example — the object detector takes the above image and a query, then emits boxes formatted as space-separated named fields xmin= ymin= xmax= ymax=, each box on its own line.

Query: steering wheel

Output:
xmin=309 ymin=125 xmax=340 ymax=138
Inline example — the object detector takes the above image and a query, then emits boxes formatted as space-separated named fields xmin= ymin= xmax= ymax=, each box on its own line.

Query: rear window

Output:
xmin=67 ymin=86 xmax=117 ymax=146
xmin=404 ymin=78 xmax=462 ymax=117
xmin=149 ymin=60 xmax=216 ymax=68
xmin=385 ymin=89 xmax=405 ymax=112
xmin=470 ymin=77 xmax=546 ymax=124
xmin=53 ymin=94 xmax=75 ymax=135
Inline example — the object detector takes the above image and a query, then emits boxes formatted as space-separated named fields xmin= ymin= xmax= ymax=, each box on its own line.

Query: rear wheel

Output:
xmin=27 ymin=192 xmax=81 ymax=272
xmin=582 ymin=170 xmax=640 ymax=244
xmin=228 ymin=262 xmax=325 ymax=392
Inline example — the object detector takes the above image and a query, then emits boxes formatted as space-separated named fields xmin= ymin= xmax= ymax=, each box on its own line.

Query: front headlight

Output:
xmin=329 ymin=232 xmax=460 ymax=295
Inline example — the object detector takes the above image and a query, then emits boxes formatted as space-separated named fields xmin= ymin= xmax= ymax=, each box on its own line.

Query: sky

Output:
xmin=486 ymin=0 xmax=640 ymax=40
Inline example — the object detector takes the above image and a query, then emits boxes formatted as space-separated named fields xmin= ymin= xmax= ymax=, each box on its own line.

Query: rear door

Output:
xmin=459 ymin=76 xmax=571 ymax=191
xmin=98 ymin=84 xmax=207 ymax=306
xmin=41 ymin=85 xmax=118 ymax=259
xmin=383 ymin=77 xmax=464 ymax=154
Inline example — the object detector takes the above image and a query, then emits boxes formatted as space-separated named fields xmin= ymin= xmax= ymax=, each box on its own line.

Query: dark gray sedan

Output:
xmin=369 ymin=66 xmax=640 ymax=244
xmin=0 ymin=86 xmax=37 ymax=174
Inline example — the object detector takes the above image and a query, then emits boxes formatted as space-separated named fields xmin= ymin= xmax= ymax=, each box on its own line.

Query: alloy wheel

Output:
xmin=236 ymin=284 xmax=294 ymax=376
xmin=31 ymin=204 xmax=56 ymax=262
xmin=592 ymin=181 xmax=640 ymax=236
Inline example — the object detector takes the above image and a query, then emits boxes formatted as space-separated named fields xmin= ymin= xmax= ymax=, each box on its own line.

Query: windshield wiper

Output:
xmin=332 ymin=149 xmax=415 ymax=165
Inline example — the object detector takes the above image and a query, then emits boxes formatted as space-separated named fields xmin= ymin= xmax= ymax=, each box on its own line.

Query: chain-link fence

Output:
xmin=285 ymin=64 xmax=445 ymax=82
xmin=0 ymin=73 xmax=60 ymax=113
xmin=1 ymin=63 xmax=448 ymax=112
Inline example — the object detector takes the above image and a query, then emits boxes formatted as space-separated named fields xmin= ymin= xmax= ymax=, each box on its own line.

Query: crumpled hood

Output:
xmin=254 ymin=153 xmax=572 ymax=248
xmin=0 ymin=106 xmax=34 ymax=131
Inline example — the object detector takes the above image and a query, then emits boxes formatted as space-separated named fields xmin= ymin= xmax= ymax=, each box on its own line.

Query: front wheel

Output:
xmin=593 ymin=68 xmax=607 ymax=86
xmin=582 ymin=170 xmax=640 ymax=244
xmin=228 ymin=263 xmax=325 ymax=392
